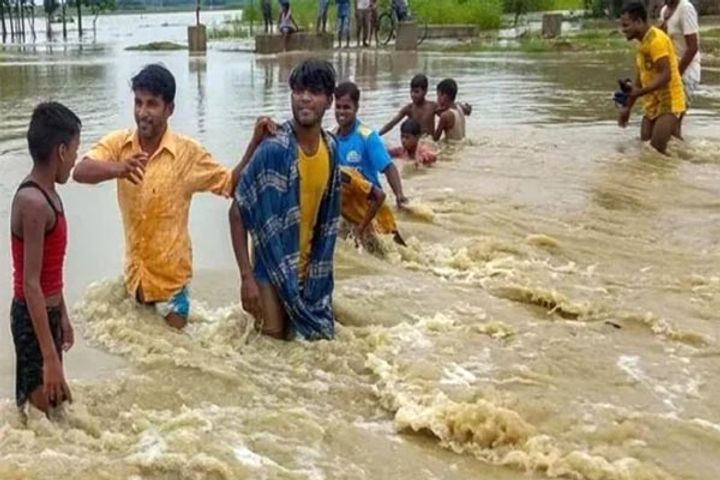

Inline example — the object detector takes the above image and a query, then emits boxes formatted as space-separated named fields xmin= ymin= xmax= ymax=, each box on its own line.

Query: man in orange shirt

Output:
xmin=73 ymin=64 xmax=243 ymax=330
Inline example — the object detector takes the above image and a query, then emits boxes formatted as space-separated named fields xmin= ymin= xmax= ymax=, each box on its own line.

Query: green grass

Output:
xmin=238 ymin=0 xmax=504 ymax=30
xmin=208 ymin=16 xmax=252 ymax=39
xmin=410 ymin=0 xmax=503 ymax=29
xmin=549 ymin=0 xmax=584 ymax=9
xmin=125 ymin=41 xmax=186 ymax=51
xmin=437 ymin=28 xmax=626 ymax=54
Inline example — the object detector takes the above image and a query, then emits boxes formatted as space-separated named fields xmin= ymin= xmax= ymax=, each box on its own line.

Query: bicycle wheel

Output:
xmin=376 ymin=12 xmax=395 ymax=46
xmin=415 ymin=15 xmax=428 ymax=46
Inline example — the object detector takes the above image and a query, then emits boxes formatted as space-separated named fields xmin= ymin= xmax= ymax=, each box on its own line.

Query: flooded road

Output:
xmin=1 ymin=12 xmax=720 ymax=480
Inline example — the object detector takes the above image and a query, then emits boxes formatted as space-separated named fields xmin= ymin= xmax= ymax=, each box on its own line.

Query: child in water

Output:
xmin=388 ymin=119 xmax=437 ymax=167
xmin=10 ymin=102 xmax=81 ymax=417
xmin=379 ymin=73 xmax=471 ymax=137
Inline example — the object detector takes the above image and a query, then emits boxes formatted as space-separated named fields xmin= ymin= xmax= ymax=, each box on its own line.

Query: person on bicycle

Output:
xmin=393 ymin=0 xmax=409 ymax=22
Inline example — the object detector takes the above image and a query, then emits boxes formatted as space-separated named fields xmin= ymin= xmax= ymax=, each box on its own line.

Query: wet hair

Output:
xmin=131 ymin=64 xmax=176 ymax=104
xmin=27 ymin=102 xmax=82 ymax=164
xmin=621 ymin=1 xmax=647 ymax=23
xmin=288 ymin=59 xmax=337 ymax=97
xmin=334 ymin=81 xmax=361 ymax=106
xmin=400 ymin=118 xmax=421 ymax=137
xmin=410 ymin=73 xmax=428 ymax=91
xmin=437 ymin=78 xmax=458 ymax=101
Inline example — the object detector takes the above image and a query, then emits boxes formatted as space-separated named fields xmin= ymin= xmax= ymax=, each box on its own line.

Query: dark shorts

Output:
xmin=10 ymin=299 xmax=63 ymax=408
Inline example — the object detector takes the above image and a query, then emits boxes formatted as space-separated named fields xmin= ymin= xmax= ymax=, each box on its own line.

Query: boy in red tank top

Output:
xmin=10 ymin=102 xmax=81 ymax=416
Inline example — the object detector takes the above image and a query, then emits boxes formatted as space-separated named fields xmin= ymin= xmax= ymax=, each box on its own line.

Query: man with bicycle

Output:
xmin=392 ymin=0 xmax=409 ymax=21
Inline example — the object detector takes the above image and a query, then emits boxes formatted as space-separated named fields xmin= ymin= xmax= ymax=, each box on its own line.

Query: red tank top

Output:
xmin=11 ymin=181 xmax=67 ymax=300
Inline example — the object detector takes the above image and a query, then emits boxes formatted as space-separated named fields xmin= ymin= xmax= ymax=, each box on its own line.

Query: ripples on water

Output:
xmin=1 ymin=12 xmax=720 ymax=480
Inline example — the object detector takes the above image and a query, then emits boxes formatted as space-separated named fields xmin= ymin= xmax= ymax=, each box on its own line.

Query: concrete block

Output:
xmin=255 ymin=32 xmax=334 ymax=54
xmin=425 ymin=24 xmax=479 ymax=40
xmin=188 ymin=25 xmax=207 ymax=53
xmin=542 ymin=13 xmax=562 ymax=39
xmin=395 ymin=21 xmax=417 ymax=51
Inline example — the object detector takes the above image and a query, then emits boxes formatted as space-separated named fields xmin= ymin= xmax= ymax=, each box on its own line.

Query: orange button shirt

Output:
xmin=85 ymin=128 xmax=232 ymax=301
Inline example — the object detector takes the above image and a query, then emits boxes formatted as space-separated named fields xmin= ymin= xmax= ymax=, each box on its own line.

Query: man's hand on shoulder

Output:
xmin=252 ymin=116 xmax=280 ymax=146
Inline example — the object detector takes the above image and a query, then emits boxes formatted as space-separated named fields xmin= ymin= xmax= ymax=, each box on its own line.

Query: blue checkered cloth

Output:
xmin=234 ymin=121 xmax=341 ymax=340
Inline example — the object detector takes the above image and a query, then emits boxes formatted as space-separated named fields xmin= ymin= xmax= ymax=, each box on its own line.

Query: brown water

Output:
xmin=1 ymin=12 xmax=720 ymax=480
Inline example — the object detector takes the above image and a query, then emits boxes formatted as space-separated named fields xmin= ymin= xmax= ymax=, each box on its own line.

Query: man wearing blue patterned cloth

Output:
xmin=229 ymin=59 xmax=340 ymax=341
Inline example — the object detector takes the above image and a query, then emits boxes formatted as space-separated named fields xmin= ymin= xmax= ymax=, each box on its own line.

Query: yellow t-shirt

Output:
xmin=298 ymin=140 xmax=330 ymax=277
xmin=636 ymin=26 xmax=686 ymax=119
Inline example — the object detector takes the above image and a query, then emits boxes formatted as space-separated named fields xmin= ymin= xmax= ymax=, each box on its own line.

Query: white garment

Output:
xmin=356 ymin=0 xmax=371 ymax=10
xmin=659 ymin=0 xmax=701 ymax=85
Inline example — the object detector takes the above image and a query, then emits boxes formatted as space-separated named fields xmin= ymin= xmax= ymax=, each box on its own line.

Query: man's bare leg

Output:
xmin=29 ymin=386 xmax=50 ymax=413
xmin=674 ymin=112 xmax=685 ymax=140
xmin=650 ymin=113 xmax=679 ymax=155
xmin=641 ymin=116 xmax=653 ymax=142
xmin=165 ymin=313 xmax=187 ymax=330
xmin=138 ymin=286 xmax=188 ymax=330
xmin=257 ymin=281 xmax=288 ymax=339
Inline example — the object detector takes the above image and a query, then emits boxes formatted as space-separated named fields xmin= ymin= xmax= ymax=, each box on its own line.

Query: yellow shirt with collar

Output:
xmin=85 ymin=128 xmax=233 ymax=302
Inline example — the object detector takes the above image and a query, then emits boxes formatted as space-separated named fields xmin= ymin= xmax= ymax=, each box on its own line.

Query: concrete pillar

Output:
xmin=188 ymin=24 xmax=207 ymax=53
xmin=395 ymin=21 xmax=417 ymax=51
xmin=255 ymin=32 xmax=334 ymax=54
xmin=541 ymin=13 xmax=562 ymax=39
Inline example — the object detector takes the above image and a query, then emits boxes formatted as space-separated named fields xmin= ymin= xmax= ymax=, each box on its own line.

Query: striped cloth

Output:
xmin=234 ymin=121 xmax=341 ymax=340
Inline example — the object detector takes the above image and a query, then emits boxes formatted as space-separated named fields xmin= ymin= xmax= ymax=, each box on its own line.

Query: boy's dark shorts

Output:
xmin=10 ymin=299 xmax=63 ymax=408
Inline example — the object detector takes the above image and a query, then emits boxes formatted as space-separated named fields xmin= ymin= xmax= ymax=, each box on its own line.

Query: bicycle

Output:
xmin=374 ymin=0 xmax=428 ymax=47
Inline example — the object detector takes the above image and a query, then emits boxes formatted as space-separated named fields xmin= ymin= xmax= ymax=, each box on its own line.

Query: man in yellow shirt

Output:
xmin=230 ymin=59 xmax=341 ymax=341
xmin=618 ymin=1 xmax=686 ymax=154
xmin=340 ymin=166 xmax=406 ymax=247
xmin=73 ymin=64 xmax=244 ymax=330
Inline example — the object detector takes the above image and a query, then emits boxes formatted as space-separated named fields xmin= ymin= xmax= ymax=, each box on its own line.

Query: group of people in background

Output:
xmin=261 ymin=0 xmax=410 ymax=48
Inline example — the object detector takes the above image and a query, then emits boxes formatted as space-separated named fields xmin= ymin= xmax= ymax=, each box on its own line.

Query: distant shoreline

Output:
xmin=104 ymin=5 xmax=243 ymax=16
xmin=38 ymin=5 xmax=243 ymax=17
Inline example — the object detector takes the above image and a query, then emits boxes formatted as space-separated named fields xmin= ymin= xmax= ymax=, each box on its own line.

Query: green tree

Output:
xmin=44 ymin=0 xmax=59 ymax=39
xmin=1 ymin=0 xmax=7 ymax=41
xmin=583 ymin=0 xmax=626 ymax=17
xmin=503 ymin=0 xmax=552 ymax=25
xmin=69 ymin=0 xmax=82 ymax=37
xmin=83 ymin=0 xmax=116 ymax=38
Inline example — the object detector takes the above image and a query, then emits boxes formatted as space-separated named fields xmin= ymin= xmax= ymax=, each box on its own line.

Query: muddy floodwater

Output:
xmin=1 ymin=11 xmax=720 ymax=480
